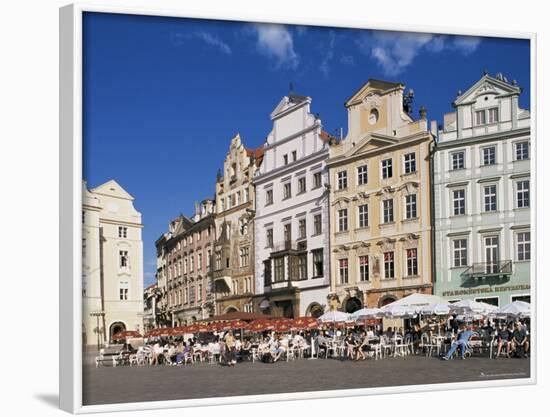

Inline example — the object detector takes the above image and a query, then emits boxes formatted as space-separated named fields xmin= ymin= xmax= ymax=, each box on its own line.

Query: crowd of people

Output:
xmin=113 ymin=316 xmax=530 ymax=367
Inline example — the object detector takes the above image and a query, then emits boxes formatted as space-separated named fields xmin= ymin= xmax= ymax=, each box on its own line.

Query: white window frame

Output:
xmin=483 ymin=184 xmax=498 ymax=212
xmin=515 ymin=141 xmax=530 ymax=161
xmin=482 ymin=146 xmax=496 ymax=166
xmin=338 ymin=208 xmax=348 ymax=232
xmin=337 ymin=170 xmax=348 ymax=190
xmin=516 ymin=180 xmax=530 ymax=209
xmin=452 ymin=189 xmax=466 ymax=216
xmin=405 ymin=194 xmax=417 ymax=219
xmin=452 ymin=238 xmax=468 ymax=267
xmin=516 ymin=231 xmax=531 ymax=261
xmin=404 ymin=152 xmax=416 ymax=174
xmin=451 ymin=151 xmax=465 ymax=170
xmin=381 ymin=158 xmax=393 ymax=179
xmin=357 ymin=165 xmax=368 ymax=185
xmin=358 ymin=204 xmax=368 ymax=228
xmin=383 ymin=198 xmax=394 ymax=223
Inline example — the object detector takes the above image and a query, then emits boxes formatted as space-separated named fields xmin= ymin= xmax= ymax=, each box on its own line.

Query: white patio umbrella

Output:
xmin=419 ymin=303 xmax=451 ymax=316
xmin=450 ymin=299 xmax=499 ymax=316
xmin=317 ymin=310 xmax=350 ymax=323
xmin=350 ymin=307 xmax=383 ymax=320
xmin=499 ymin=301 xmax=530 ymax=317
xmin=381 ymin=304 xmax=417 ymax=318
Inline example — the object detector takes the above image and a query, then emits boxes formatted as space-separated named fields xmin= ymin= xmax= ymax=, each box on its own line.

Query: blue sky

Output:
xmin=82 ymin=12 xmax=530 ymax=286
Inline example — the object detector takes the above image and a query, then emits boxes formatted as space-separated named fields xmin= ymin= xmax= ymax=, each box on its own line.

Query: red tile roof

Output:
xmin=246 ymin=146 xmax=265 ymax=167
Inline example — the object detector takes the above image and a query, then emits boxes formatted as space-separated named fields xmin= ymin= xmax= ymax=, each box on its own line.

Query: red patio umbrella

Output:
xmin=291 ymin=317 xmax=318 ymax=330
xmin=247 ymin=319 xmax=274 ymax=332
xmin=144 ymin=328 xmax=172 ymax=338
xmin=229 ymin=320 xmax=249 ymax=330
xmin=112 ymin=330 xmax=142 ymax=340
xmin=185 ymin=323 xmax=210 ymax=334
xmin=273 ymin=321 xmax=292 ymax=333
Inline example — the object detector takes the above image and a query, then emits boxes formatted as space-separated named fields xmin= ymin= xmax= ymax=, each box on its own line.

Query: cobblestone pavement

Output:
xmin=83 ymin=354 xmax=531 ymax=405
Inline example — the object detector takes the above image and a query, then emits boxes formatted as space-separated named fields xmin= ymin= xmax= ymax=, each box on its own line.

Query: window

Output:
xmin=383 ymin=199 xmax=394 ymax=223
xmin=82 ymin=238 xmax=86 ymax=259
xmin=283 ymin=183 xmax=291 ymax=199
xmin=264 ymin=260 xmax=272 ymax=286
xmin=482 ymin=146 xmax=496 ymax=166
xmin=184 ymin=258 xmax=188 ymax=274
xmin=119 ymin=250 xmax=129 ymax=268
xmin=119 ymin=281 xmax=129 ymax=301
xmin=82 ymin=211 xmax=85 ymax=224
xmin=475 ymin=110 xmax=486 ymax=126
xmin=293 ymin=254 xmax=307 ymax=280
xmin=312 ymin=249 xmax=324 ymax=277
xmin=274 ymin=257 xmax=285 ymax=282
xmin=404 ymin=153 xmax=416 ymax=174
xmin=184 ymin=287 xmax=189 ymax=304
xmin=220 ymin=198 xmax=225 ymax=211
xmin=197 ymin=253 xmax=203 ymax=270
xmin=517 ymin=232 xmax=531 ymax=261
xmin=292 ymin=150 xmax=297 ymax=162
xmin=232 ymin=280 xmax=239 ymax=295
xmin=298 ymin=218 xmax=306 ymax=239
xmin=337 ymin=170 xmax=348 ymax=190
xmin=240 ymin=247 xmax=250 ymax=267
xmin=298 ymin=177 xmax=306 ymax=194
xmin=338 ymin=209 xmax=348 ymax=232
xmin=357 ymin=165 xmax=368 ymax=185
xmin=453 ymin=239 xmax=468 ymax=267
xmin=406 ymin=248 xmax=418 ymax=276
xmin=214 ymin=252 xmax=221 ymax=270
xmin=206 ymin=249 xmax=211 ymax=268
xmin=515 ymin=141 xmax=529 ymax=161
xmin=266 ymin=189 xmax=273 ymax=206
xmin=198 ymin=283 xmax=202 ymax=301
xmin=118 ymin=226 xmax=127 ymax=238
xmin=488 ymin=108 xmax=499 ymax=124
xmin=483 ymin=185 xmax=497 ymax=212
xmin=313 ymin=172 xmax=322 ymax=189
xmin=190 ymin=255 xmax=195 ymax=272
xmin=284 ymin=223 xmax=292 ymax=243
xmin=451 ymin=151 xmax=465 ymax=170
xmin=236 ymin=191 xmax=241 ymax=206
xmin=382 ymin=158 xmax=393 ymax=179
xmin=339 ymin=259 xmax=349 ymax=284
xmin=405 ymin=194 xmax=417 ymax=219
xmin=358 ymin=204 xmax=368 ymax=228
xmin=283 ymin=154 xmax=288 ymax=165
xmin=452 ymin=189 xmax=466 ymax=216
xmin=266 ymin=228 xmax=273 ymax=248
xmin=244 ymin=188 xmax=249 ymax=202
xmin=384 ymin=252 xmax=395 ymax=279
xmin=517 ymin=180 xmax=530 ymax=208
xmin=313 ymin=214 xmax=322 ymax=235
xmin=189 ymin=286 xmax=195 ymax=304
xmin=359 ymin=256 xmax=369 ymax=281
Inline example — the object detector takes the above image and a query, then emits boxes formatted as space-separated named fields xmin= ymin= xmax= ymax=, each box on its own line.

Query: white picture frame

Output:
xmin=59 ymin=2 xmax=537 ymax=413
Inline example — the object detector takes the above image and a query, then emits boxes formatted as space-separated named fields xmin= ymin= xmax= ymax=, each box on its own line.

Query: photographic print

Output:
xmin=73 ymin=8 xmax=533 ymax=409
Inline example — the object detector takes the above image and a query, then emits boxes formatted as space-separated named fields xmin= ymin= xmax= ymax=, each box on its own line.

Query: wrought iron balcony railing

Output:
xmin=460 ymin=260 xmax=513 ymax=283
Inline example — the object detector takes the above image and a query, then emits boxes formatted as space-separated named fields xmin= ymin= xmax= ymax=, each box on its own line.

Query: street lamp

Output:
xmin=90 ymin=311 xmax=105 ymax=351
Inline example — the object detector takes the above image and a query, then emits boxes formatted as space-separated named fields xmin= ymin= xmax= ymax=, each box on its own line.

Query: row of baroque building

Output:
xmin=137 ymin=72 xmax=531 ymax=331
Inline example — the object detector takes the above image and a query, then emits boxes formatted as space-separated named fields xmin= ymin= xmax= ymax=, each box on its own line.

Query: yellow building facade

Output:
xmin=327 ymin=79 xmax=435 ymax=311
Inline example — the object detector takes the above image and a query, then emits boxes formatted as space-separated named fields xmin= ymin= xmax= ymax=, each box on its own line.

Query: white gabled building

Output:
xmin=253 ymin=93 xmax=333 ymax=318
xmin=82 ymin=180 xmax=144 ymax=348
xmin=433 ymin=72 xmax=531 ymax=306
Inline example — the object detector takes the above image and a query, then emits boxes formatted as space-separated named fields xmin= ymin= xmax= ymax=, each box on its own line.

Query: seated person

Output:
xmin=355 ymin=332 xmax=369 ymax=361
xmin=496 ymin=324 xmax=512 ymax=358
xmin=269 ymin=336 xmax=285 ymax=362
xmin=316 ymin=331 xmax=329 ymax=356
xmin=344 ymin=333 xmax=357 ymax=360
xmin=511 ymin=322 xmax=529 ymax=358
xmin=239 ymin=339 xmax=252 ymax=361
xmin=442 ymin=325 xmax=475 ymax=360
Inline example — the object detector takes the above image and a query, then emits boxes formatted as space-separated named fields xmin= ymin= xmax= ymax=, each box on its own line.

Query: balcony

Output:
xmin=460 ymin=260 xmax=512 ymax=286
xmin=271 ymin=240 xmax=307 ymax=254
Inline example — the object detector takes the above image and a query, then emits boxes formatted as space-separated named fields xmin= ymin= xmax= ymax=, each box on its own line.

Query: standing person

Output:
xmin=441 ymin=325 xmax=474 ymax=360
xmin=224 ymin=330 xmax=237 ymax=366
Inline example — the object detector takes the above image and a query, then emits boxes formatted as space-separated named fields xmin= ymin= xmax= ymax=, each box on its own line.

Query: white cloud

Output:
xmin=357 ymin=31 xmax=482 ymax=76
xmin=170 ymin=31 xmax=232 ymax=55
xmin=320 ymin=31 xmax=336 ymax=79
xmin=452 ymin=36 xmax=482 ymax=55
xmin=250 ymin=23 xmax=299 ymax=69
xmin=340 ymin=55 xmax=355 ymax=65
xmin=193 ymin=31 xmax=232 ymax=55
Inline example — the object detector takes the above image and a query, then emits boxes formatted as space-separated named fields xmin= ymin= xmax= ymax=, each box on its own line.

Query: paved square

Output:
xmin=83 ymin=354 xmax=530 ymax=405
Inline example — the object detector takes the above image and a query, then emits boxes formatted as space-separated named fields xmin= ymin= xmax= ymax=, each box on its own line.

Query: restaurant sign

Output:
xmin=442 ymin=284 xmax=530 ymax=298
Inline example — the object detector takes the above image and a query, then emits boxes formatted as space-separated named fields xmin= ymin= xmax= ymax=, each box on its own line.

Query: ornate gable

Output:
xmin=343 ymin=134 xmax=398 ymax=159
xmin=454 ymin=74 xmax=521 ymax=106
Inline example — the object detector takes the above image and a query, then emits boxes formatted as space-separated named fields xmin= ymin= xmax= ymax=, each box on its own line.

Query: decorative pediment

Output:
xmin=344 ymin=134 xmax=399 ymax=159
xmin=399 ymin=233 xmax=419 ymax=243
xmin=398 ymin=181 xmax=420 ymax=194
xmin=332 ymin=196 xmax=351 ymax=208
xmin=363 ymin=93 xmax=382 ymax=109
xmin=376 ymin=237 xmax=396 ymax=251
xmin=345 ymin=79 xmax=404 ymax=108
xmin=454 ymin=74 xmax=521 ymax=106
xmin=375 ymin=186 xmax=395 ymax=197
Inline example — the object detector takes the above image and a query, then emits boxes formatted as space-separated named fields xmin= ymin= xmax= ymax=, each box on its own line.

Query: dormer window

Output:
xmin=475 ymin=108 xmax=498 ymax=126
xmin=488 ymin=108 xmax=499 ymax=124
xmin=283 ymin=154 xmax=289 ymax=165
